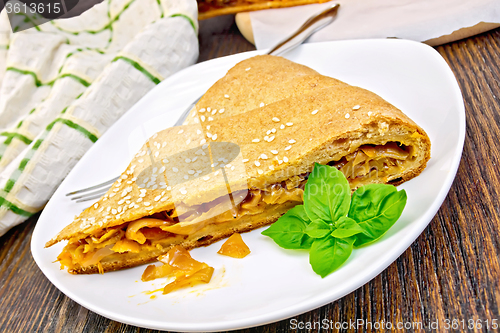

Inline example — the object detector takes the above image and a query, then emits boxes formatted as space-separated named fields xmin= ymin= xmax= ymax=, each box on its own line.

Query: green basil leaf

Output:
xmin=309 ymin=236 xmax=355 ymax=278
xmin=305 ymin=220 xmax=332 ymax=238
xmin=331 ymin=216 xmax=363 ymax=238
xmin=348 ymin=184 xmax=407 ymax=247
xmin=261 ymin=205 xmax=314 ymax=249
xmin=304 ymin=163 xmax=350 ymax=223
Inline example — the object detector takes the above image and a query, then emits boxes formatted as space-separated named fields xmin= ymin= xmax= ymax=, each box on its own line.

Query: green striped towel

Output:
xmin=0 ymin=0 xmax=199 ymax=236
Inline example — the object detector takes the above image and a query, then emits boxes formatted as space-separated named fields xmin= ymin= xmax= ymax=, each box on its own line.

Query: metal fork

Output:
xmin=66 ymin=3 xmax=340 ymax=202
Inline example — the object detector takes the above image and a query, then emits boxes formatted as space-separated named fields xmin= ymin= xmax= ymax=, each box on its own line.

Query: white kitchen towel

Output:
xmin=249 ymin=0 xmax=500 ymax=49
xmin=0 ymin=0 xmax=199 ymax=236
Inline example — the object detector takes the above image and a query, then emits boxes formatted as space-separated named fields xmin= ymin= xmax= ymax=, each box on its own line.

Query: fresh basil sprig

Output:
xmin=262 ymin=163 xmax=407 ymax=278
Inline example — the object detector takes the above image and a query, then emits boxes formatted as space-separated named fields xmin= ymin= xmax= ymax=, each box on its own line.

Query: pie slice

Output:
xmin=45 ymin=55 xmax=431 ymax=274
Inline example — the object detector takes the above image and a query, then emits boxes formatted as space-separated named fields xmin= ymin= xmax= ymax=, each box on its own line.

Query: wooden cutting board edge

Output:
xmin=234 ymin=13 xmax=500 ymax=47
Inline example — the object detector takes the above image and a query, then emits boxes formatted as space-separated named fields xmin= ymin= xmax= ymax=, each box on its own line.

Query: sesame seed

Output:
xmin=208 ymin=117 xmax=214 ymax=121
xmin=224 ymin=94 xmax=229 ymax=98
xmin=112 ymin=209 xmax=117 ymax=215
xmin=203 ymin=176 xmax=210 ymax=181
xmin=202 ymin=144 xmax=209 ymax=149
xmin=312 ymin=110 xmax=319 ymax=115
xmin=280 ymin=124 xmax=285 ymax=129
xmin=206 ymin=125 xmax=211 ymax=130
xmin=286 ymin=122 xmax=293 ymax=126
xmin=138 ymin=158 xmax=144 ymax=163
xmin=345 ymin=113 xmax=350 ymax=119
xmin=197 ymin=129 xmax=202 ymax=135
xmin=173 ymin=167 xmax=178 ymax=172
xmin=212 ymin=134 xmax=218 ymax=140
xmin=258 ymin=169 xmax=263 ymax=174
xmin=266 ymin=130 xmax=271 ymax=135
xmin=260 ymin=154 xmax=268 ymax=159
xmin=137 ymin=197 xmax=143 ymax=203
xmin=268 ymin=135 xmax=275 ymax=142
xmin=272 ymin=117 xmax=280 ymax=122
xmin=283 ymin=156 xmax=289 ymax=162
xmin=242 ymin=159 xmax=249 ymax=162
xmin=144 ymin=202 xmax=151 ymax=206
xmin=246 ymin=67 xmax=251 ymax=71
xmin=154 ymin=151 xmax=159 ymax=158
xmin=200 ymin=139 xmax=206 ymax=145
xmin=271 ymin=128 xmax=276 ymax=133
xmin=199 ymin=108 xmax=206 ymax=113
xmin=271 ymin=150 xmax=278 ymax=154
xmin=188 ymin=170 xmax=195 ymax=174
xmin=255 ymin=161 xmax=261 ymax=167
xmin=207 ymin=107 xmax=211 ymax=112
xmin=201 ymin=115 xmax=206 ymax=122
xmin=219 ymin=109 xmax=225 ymax=113
xmin=113 ymin=188 xmax=120 ymax=192
xmin=285 ymin=145 xmax=292 ymax=151
xmin=260 ymin=102 xmax=265 ymax=107
xmin=212 ymin=109 xmax=217 ymax=115
xmin=353 ymin=105 xmax=361 ymax=110
xmin=252 ymin=139 xmax=260 ymax=143
xmin=167 ymin=186 xmax=172 ymax=190
xmin=185 ymin=158 xmax=191 ymax=163
xmin=207 ymin=132 xmax=212 ymax=138
xmin=184 ymin=175 xmax=189 ymax=180
xmin=93 ymin=203 xmax=99 ymax=209
xmin=154 ymin=195 xmax=161 ymax=201
xmin=368 ymin=111 xmax=373 ymax=116
xmin=231 ymin=166 xmax=235 ymax=171
xmin=163 ymin=159 xmax=169 ymax=163
xmin=178 ymin=129 xmax=184 ymax=134
xmin=139 ymin=193 xmax=146 ymax=198
xmin=159 ymin=166 xmax=165 ymax=173
xmin=264 ymin=135 xmax=269 ymax=141
xmin=289 ymin=139 xmax=296 ymax=144
xmin=117 ymin=207 xmax=122 ymax=213
xmin=269 ymin=165 xmax=275 ymax=170
xmin=180 ymin=188 xmax=187 ymax=194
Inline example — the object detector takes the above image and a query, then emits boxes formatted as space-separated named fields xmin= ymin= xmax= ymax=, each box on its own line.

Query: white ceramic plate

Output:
xmin=32 ymin=39 xmax=465 ymax=332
